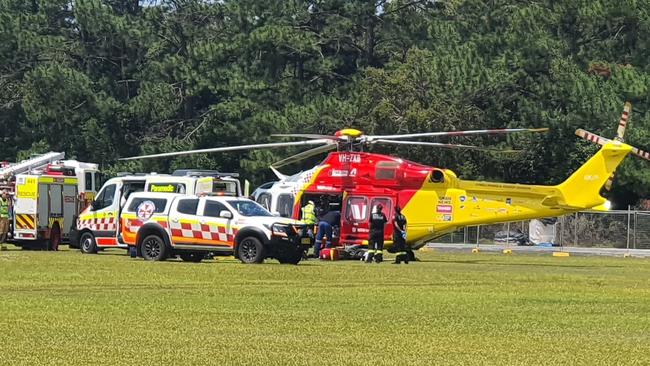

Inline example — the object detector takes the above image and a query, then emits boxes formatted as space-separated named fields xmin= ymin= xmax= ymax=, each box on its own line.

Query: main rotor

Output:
xmin=121 ymin=126 xmax=549 ymax=168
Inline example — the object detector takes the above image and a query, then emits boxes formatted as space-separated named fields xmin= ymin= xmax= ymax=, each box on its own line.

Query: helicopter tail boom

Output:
xmin=556 ymin=137 xmax=632 ymax=210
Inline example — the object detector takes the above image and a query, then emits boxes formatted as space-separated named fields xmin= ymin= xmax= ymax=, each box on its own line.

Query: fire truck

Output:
xmin=73 ymin=169 xmax=242 ymax=253
xmin=0 ymin=152 xmax=100 ymax=250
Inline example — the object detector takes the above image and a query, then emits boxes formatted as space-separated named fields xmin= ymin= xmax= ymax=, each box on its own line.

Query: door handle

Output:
xmin=171 ymin=218 xmax=179 ymax=223
xmin=107 ymin=212 xmax=114 ymax=217
xmin=199 ymin=220 xmax=206 ymax=225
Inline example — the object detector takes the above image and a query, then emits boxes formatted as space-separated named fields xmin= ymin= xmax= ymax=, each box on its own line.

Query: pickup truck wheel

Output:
xmin=140 ymin=234 xmax=168 ymax=261
xmin=180 ymin=253 xmax=203 ymax=263
xmin=80 ymin=232 xmax=97 ymax=254
xmin=238 ymin=237 xmax=264 ymax=264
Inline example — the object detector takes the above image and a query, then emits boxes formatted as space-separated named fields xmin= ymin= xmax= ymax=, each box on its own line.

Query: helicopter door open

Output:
xmin=370 ymin=197 xmax=394 ymax=240
xmin=342 ymin=195 xmax=395 ymax=245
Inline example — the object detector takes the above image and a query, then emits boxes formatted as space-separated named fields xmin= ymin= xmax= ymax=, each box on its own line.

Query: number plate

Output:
xmin=301 ymin=238 xmax=311 ymax=245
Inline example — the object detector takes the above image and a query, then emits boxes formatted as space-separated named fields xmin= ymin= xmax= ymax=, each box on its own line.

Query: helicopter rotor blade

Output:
xmin=271 ymin=143 xmax=337 ymax=168
xmin=366 ymin=128 xmax=549 ymax=141
xmin=373 ymin=139 xmax=522 ymax=153
xmin=120 ymin=139 xmax=331 ymax=161
xmin=272 ymin=133 xmax=340 ymax=140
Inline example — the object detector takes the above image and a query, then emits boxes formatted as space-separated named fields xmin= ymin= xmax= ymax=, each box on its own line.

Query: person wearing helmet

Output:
xmin=366 ymin=203 xmax=387 ymax=263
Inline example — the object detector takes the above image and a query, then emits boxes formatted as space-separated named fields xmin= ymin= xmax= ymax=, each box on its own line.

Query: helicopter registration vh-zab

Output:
xmin=122 ymin=105 xmax=649 ymax=257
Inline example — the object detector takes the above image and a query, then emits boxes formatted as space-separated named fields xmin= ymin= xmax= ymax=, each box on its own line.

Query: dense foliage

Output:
xmin=1 ymin=0 xmax=649 ymax=207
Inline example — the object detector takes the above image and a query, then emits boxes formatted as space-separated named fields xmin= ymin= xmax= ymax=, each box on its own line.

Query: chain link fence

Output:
xmin=434 ymin=210 xmax=650 ymax=249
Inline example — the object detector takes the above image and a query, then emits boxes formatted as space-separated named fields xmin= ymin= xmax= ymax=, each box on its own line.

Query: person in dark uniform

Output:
xmin=392 ymin=206 xmax=409 ymax=264
xmin=366 ymin=204 xmax=388 ymax=263
xmin=314 ymin=210 xmax=340 ymax=258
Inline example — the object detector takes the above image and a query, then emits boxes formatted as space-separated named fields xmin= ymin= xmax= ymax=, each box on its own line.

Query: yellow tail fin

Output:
xmin=557 ymin=141 xmax=631 ymax=210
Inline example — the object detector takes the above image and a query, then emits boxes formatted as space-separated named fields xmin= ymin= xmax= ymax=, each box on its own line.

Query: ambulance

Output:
xmin=72 ymin=170 xmax=242 ymax=253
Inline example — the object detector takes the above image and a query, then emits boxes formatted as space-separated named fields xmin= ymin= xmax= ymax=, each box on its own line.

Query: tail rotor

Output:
xmin=575 ymin=102 xmax=650 ymax=191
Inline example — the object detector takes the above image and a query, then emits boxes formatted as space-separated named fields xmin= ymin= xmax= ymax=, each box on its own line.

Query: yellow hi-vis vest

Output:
xmin=301 ymin=203 xmax=316 ymax=225
xmin=0 ymin=198 xmax=8 ymax=218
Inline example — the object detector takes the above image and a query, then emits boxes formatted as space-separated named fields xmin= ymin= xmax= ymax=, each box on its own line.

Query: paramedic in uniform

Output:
xmin=366 ymin=204 xmax=387 ymax=263
xmin=313 ymin=210 xmax=340 ymax=258
xmin=392 ymin=206 xmax=409 ymax=264
xmin=301 ymin=200 xmax=317 ymax=246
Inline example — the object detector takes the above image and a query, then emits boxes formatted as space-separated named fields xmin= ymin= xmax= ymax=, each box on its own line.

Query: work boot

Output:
xmin=374 ymin=253 xmax=383 ymax=263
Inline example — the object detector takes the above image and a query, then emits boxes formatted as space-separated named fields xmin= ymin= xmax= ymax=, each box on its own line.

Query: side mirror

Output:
xmin=90 ymin=200 xmax=99 ymax=211
xmin=220 ymin=210 xmax=233 ymax=219
xmin=272 ymin=212 xmax=281 ymax=217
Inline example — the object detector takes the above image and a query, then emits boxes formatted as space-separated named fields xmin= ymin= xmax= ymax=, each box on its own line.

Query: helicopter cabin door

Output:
xmin=342 ymin=195 xmax=395 ymax=246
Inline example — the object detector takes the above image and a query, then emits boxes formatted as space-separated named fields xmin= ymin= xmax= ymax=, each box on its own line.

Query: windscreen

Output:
xmin=226 ymin=200 xmax=272 ymax=217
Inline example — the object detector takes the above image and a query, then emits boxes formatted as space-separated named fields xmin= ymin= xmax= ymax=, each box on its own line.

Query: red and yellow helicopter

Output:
xmin=123 ymin=104 xmax=649 ymax=252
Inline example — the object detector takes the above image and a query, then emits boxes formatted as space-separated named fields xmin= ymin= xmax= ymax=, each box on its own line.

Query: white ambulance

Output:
xmin=73 ymin=170 xmax=242 ymax=253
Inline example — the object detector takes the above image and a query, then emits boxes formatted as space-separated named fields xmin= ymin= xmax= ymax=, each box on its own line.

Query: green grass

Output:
xmin=1 ymin=246 xmax=649 ymax=365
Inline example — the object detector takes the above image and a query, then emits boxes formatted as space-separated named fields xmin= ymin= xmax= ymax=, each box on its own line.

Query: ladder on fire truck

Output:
xmin=0 ymin=152 xmax=66 ymax=191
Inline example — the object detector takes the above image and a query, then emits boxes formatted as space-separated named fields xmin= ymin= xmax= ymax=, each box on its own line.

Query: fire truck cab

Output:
xmin=73 ymin=170 xmax=242 ymax=253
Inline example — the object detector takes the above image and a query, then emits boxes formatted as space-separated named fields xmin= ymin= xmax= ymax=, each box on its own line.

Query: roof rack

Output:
xmin=197 ymin=191 xmax=238 ymax=197
xmin=172 ymin=169 xmax=240 ymax=178
xmin=116 ymin=172 xmax=152 ymax=177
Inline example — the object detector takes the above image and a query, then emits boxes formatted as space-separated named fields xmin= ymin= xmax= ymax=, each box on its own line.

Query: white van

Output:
xmin=71 ymin=170 xmax=242 ymax=253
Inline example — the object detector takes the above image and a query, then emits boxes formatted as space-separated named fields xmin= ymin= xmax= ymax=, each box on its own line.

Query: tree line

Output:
xmin=1 ymin=0 xmax=648 ymax=207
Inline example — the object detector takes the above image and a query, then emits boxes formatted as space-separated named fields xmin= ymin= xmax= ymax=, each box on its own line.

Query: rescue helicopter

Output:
xmin=122 ymin=104 xmax=650 ymax=255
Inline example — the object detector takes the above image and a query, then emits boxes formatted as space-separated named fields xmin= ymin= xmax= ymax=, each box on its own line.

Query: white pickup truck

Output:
xmin=120 ymin=192 xmax=311 ymax=264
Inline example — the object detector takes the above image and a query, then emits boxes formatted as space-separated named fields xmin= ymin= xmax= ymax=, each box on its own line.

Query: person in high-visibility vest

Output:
xmin=0 ymin=191 xmax=10 ymax=250
xmin=301 ymin=200 xmax=317 ymax=253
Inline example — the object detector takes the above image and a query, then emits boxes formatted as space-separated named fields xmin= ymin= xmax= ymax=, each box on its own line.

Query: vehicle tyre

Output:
xmin=80 ymin=232 xmax=97 ymax=254
xmin=140 ymin=234 xmax=168 ymax=261
xmin=277 ymin=248 xmax=302 ymax=265
xmin=47 ymin=224 xmax=61 ymax=251
xmin=237 ymin=236 xmax=264 ymax=264
xmin=180 ymin=252 xmax=203 ymax=263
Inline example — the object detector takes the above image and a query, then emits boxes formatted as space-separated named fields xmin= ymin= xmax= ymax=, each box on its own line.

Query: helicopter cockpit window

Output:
xmin=256 ymin=193 xmax=272 ymax=211
xmin=375 ymin=161 xmax=399 ymax=180
xmin=345 ymin=196 xmax=368 ymax=223
xmin=277 ymin=194 xmax=294 ymax=218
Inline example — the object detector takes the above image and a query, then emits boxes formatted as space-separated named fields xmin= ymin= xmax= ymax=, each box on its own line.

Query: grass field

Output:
xmin=1 ymin=246 xmax=649 ymax=365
